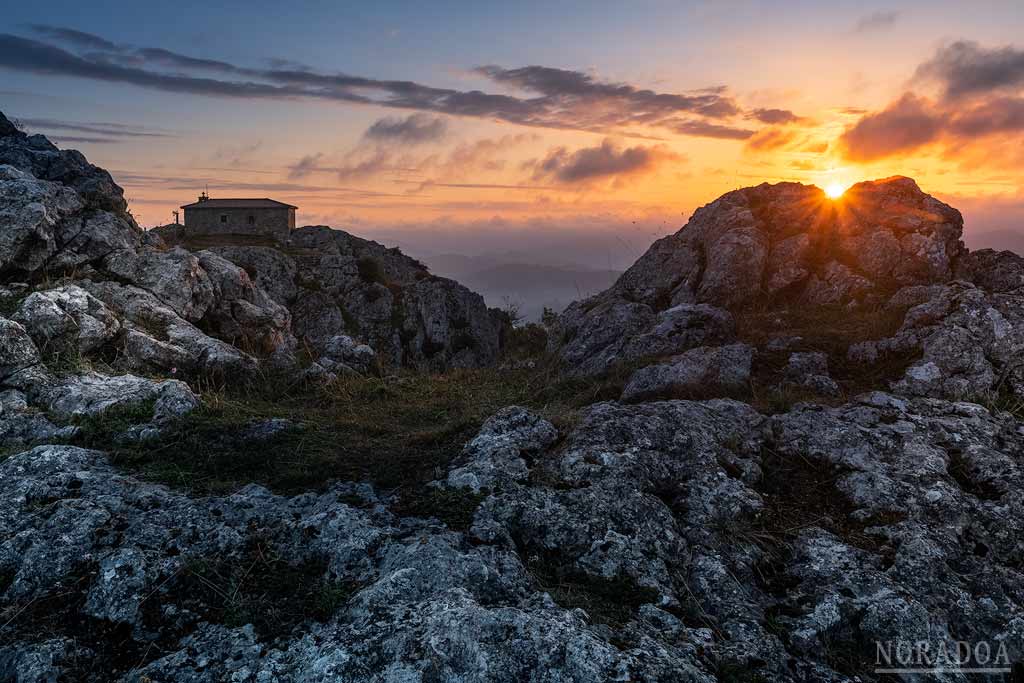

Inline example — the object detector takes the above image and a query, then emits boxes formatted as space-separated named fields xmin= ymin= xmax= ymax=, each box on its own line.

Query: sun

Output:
xmin=824 ymin=182 xmax=846 ymax=199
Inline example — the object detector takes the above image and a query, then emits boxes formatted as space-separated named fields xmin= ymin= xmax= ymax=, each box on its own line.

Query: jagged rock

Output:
xmin=41 ymin=372 xmax=199 ymax=423
xmin=0 ymin=162 xmax=139 ymax=277
xmin=554 ymin=176 xmax=963 ymax=376
xmin=0 ymin=112 xmax=129 ymax=215
xmin=11 ymin=285 xmax=121 ymax=355
xmin=802 ymin=260 xmax=874 ymax=306
xmin=847 ymin=282 xmax=1024 ymax=399
xmin=207 ymin=244 xmax=299 ymax=304
xmin=103 ymin=248 xmax=215 ymax=322
xmin=621 ymin=343 xmax=754 ymax=402
xmin=0 ymin=390 xmax=77 ymax=446
xmin=0 ymin=317 xmax=42 ymax=383
xmin=0 ymin=444 xmax=711 ymax=682
xmin=957 ymin=248 xmax=1024 ymax=293
xmin=446 ymin=406 xmax=559 ymax=492
xmin=318 ymin=334 xmax=376 ymax=374
xmin=0 ymin=165 xmax=83 ymax=274
xmin=781 ymin=351 xmax=841 ymax=396
xmin=194 ymin=250 xmax=295 ymax=361
xmin=553 ymin=301 xmax=735 ymax=377
xmin=189 ymin=225 xmax=507 ymax=369
xmin=81 ymin=280 xmax=257 ymax=377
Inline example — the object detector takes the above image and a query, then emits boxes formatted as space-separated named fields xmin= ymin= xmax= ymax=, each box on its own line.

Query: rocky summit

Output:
xmin=4 ymin=111 xmax=1024 ymax=682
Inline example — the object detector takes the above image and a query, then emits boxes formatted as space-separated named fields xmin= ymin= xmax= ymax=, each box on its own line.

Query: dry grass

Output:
xmin=73 ymin=360 xmax=624 ymax=500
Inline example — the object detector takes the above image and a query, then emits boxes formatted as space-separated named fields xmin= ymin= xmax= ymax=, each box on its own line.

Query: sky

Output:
xmin=2 ymin=0 xmax=1024 ymax=269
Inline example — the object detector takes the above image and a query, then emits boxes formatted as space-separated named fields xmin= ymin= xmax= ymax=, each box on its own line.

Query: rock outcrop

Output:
xmin=157 ymin=226 xmax=508 ymax=370
xmin=554 ymin=177 xmax=965 ymax=375
xmin=551 ymin=176 xmax=1024 ymax=404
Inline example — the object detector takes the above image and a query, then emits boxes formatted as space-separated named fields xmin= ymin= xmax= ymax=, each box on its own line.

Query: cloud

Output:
xmin=838 ymin=93 xmax=943 ymax=161
xmin=20 ymin=117 xmax=175 ymax=139
xmin=29 ymin=25 xmax=121 ymax=51
xmin=49 ymin=135 xmax=120 ymax=145
xmin=838 ymin=41 xmax=1024 ymax=163
xmin=0 ymin=30 xmax=743 ymax=137
xmin=853 ymin=11 xmax=900 ymax=33
xmin=530 ymin=138 xmax=682 ymax=184
xmin=364 ymin=114 xmax=447 ymax=144
xmin=748 ymin=108 xmax=804 ymax=125
xmin=475 ymin=64 xmax=740 ymax=119
xmin=948 ymin=96 xmax=1024 ymax=136
xmin=288 ymin=153 xmax=325 ymax=179
xmin=915 ymin=40 xmax=1024 ymax=101
xmin=666 ymin=119 xmax=754 ymax=140
xmin=744 ymin=127 xmax=800 ymax=152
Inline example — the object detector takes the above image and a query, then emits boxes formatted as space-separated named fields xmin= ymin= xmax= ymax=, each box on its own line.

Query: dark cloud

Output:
xmin=839 ymin=40 xmax=1024 ymax=163
xmin=133 ymin=47 xmax=246 ymax=75
xmin=0 ymin=30 xmax=744 ymax=137
xmin=20 ymin=117 xmax=175 ymax=139
xmin=29 ymin=25 xmax=121 ymax=51
xmin=749 ymin=108 xmax=804 ymax=125
xmin=49 ymin=135 xmax=120 ymax=145
xmin=853 ymin=11 xmax=900 ymax=33
xmin=476 ymin=64 xmax=740 ymax=119
xmin=915 ymin=40 xmax=1024 ymax=101
xmin=948 ymin=96 xmax=1024 ymax=136
xmin=666 ymin=119 xmax=754 ymax=140
xmin=364 ymin=114 xmax=447 ymax=144
xmin=838 ymin=93 xmax=943 ymax=161
xmin=531 ymin=138 xmax=681 ymax=184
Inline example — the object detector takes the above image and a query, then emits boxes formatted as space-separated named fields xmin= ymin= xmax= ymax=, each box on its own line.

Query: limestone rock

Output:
xmin=11 ymin=285 xmax=120 ymax=355
xmin=554 ymin=176 xmax=963 ymax=376
xmin=42 ymin=372 xmax=199 ymax=423
xmin=621 ymin=343 xmax=754 ymax=402
xmin=781 ymin=351 xmax=841 ymax=396
xmin=0 ymin=112 xmax=130 ymax=214
xmin=957 ymin=248 xmax=1024 ymax=293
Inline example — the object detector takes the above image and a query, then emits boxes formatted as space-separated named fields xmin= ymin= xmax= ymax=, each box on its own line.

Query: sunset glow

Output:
xmin=1 ymin=2 xmax=1022 ymax=266
xmin=825 ymin=182 xmax=847 ymax=199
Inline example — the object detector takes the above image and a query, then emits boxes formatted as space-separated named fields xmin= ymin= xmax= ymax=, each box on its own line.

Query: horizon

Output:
xmin=2 ymin=1 xmax=1024 ymax=272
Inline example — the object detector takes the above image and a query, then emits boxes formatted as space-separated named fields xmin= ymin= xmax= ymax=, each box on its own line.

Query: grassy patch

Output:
xmin=76 ymin=362 xmax=617 ymax=499
xmin=736 ymin=304 xmax=918 ymax=410
xmin=167 ymin=542 xmax=357 ymax=636
xmin=527 ymin=554 xmax=659 ymax=627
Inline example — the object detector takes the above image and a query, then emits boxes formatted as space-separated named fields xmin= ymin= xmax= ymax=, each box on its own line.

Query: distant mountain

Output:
xmin=422 ymin=254 xmax=622 ymax=321
xmin=965 ymin=229 xmax=1024 ymax=255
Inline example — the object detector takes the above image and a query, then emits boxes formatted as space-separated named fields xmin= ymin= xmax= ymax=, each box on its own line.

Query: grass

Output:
xmin=72 ymin=361 xmax=625 ymax=502
xmin=736 ymin=304 xmax=918 ymax=410
xmin=526 ymin=552 xmax=660 ymax=627
xmin=169 ymin=541 xmax=358 ymax=635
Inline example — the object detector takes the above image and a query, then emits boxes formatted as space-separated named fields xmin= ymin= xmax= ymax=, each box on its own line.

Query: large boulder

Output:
xmin=554 ymin=177 xmax=963 ymax=376
xmin=42 ymin=372 xmax=199 ymax=423
xmin=11 ymin=285 xmax=121 ymax=355
xmin=620 ymin=343 xmax=754 ymax=402
xmin=80 ymin=280 xmax=258 ymax=377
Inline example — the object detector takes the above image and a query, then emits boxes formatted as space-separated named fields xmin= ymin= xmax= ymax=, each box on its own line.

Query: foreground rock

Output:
xmin=5 ymin=392 xmax=1024 ymax=681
